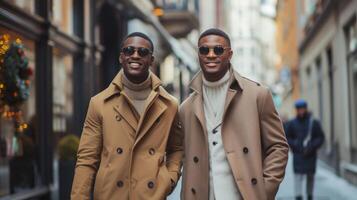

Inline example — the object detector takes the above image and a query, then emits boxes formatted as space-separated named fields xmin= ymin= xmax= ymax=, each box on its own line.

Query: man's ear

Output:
xmin=228 ymin=49 xmax=233 ymax=60
xmin=151 ymin=55 xmax=154 ymax=63
xmin=119 ymin=53 xmax=123 ymax=64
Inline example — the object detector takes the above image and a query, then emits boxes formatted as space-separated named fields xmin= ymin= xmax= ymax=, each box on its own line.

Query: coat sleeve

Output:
xmin=71 ymin=98 xmax=103 ymax=200
xmin=259 ymin=89 xmax=289 ymax=199
xmin=285 ymin=120 xmax=302 ymax=153
xmin=165 ymin=104 xmax=184 ymax=191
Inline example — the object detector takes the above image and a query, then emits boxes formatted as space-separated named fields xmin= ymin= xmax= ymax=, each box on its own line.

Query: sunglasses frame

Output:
xmin=198 ymin=45 xmax=230 ymax=56
xmin=122 ymin=46 xmax=152 ymax=57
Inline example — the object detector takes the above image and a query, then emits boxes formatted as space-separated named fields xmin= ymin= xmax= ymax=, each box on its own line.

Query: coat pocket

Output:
xmin=93 ymin=147 xmax=112 ymax=197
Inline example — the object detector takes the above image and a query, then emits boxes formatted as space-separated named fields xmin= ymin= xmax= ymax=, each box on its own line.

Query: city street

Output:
xmin=168 ymin=153 xmax=357 ymax=200
xmin=277 ymin=153 xmax=357 ymax=200
xmin=1 ymin=0 xmax=357 ymax=199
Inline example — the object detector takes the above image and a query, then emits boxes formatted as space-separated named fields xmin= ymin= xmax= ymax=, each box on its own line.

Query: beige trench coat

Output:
xmin=180 ymin=69 xmax=289 ymax=200
xmin=71 ymin=70 xmax=183 ymax=200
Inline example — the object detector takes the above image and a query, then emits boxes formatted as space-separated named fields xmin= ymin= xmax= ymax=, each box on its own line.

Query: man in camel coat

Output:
xmin=180 ymin=28 xmax=289 ymax=200
xmin=71 ymin=32 xmax=183 ymax=200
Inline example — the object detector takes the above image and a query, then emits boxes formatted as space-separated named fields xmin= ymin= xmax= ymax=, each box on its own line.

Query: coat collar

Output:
xmin=189 ymin=66 xmax=244 ymax=137
xmin=189 ymin=66 xmax=244 ymax=94
xmin=104 ymin=70 xmax=171 ymax=139
xmin=103 ymin=69 xmax=171 ymax=101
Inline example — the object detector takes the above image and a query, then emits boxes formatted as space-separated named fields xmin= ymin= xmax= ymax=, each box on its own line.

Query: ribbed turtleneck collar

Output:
xmin=202 ymin=70 xmax=231 ymax=88
xmin=122 ymin=72 xmax=152 ymax=91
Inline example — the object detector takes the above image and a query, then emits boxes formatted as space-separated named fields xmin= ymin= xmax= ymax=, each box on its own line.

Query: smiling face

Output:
xmin=119 ymin=36 xmax=154 ymax=83
xmin=198 ymin=35 xmax=232 ymax=82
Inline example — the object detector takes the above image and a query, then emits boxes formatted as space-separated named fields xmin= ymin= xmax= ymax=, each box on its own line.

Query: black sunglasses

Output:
xmin=122 ymin=46 xmax=152 ymax=57
xmin=198 ymin=46 xmax=230 ymax=56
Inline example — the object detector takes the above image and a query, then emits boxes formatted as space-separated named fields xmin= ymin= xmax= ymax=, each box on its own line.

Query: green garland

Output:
xmin=0 ymin=41 xmax=33 ymax=107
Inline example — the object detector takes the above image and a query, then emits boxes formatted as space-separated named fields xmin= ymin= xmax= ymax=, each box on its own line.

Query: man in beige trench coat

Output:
xmin=71 ymin=32 xmax=183 ymax=200
xmin=180 ymin=28 xmax=289 ymax=200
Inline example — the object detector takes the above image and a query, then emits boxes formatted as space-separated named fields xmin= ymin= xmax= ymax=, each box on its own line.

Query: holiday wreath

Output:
xmin=0 ymin=34 xmax=33 ymax=108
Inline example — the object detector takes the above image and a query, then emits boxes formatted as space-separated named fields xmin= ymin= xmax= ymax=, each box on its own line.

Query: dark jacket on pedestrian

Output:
xmin=286 ymin=113 xmax=324 ymax=174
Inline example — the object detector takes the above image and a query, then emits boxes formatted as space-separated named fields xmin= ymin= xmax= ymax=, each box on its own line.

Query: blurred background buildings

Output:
xmin=275 ymin=0 xmax=357 ymax=186
xmin=0 ymin=0 xmax=356 ymax=199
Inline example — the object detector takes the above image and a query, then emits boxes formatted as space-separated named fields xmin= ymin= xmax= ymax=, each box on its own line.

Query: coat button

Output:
xmin=212 ymin=129 xmax=218 ymax=134
xmin=191 ymin=187 xmax=196 ymax=194
xmin=251 ymin=178 xmax=257 ymax=185
xmin=193 ymin=156 xmax=199 ymax=163
xmin=115 ymin=115 xmax=121 ymax=121
xmin=243 ymin=147 xmax=249 ymax=154
xmin=147 ymin=181 xmax=154 ymax=189
xmin=213 ymin=141 xmax=217 ymax=146
xmin=117 ymin=147 xmax=123 ymax=154
xmin=148 ymin=148 xmax=155 ymax=155
xmin=178 ymin=121 xmax=182 ymax=129
xmin=117 ymin=180 xmax=124 ymax=187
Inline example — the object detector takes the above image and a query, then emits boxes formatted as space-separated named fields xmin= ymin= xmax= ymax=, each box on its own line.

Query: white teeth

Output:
xmin=130 ymin=63 xmax=140 ymax=68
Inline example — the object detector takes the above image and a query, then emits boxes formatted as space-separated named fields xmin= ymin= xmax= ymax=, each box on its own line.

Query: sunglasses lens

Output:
xmin=214 ymin=46 xmax=224 ymax=55
xmin=138 ymin=48 xmax=150 ymax=57
xmin=199 ymin=46 xmax=209 ymax=55
xmin=122 ymin=46 xmax=135 ymax=56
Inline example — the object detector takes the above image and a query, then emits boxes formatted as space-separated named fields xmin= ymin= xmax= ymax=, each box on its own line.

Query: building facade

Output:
xmin=298 ymin=0 xmax=357 ymax=185
xmin=228 ymin=0 xmax=277 ymax=87
xmin=0 ymin=0 xmax=199 ymax=199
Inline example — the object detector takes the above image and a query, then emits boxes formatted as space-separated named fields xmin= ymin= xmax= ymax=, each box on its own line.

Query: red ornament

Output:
xmin=26 ymin=67 xmax=33 ymax=76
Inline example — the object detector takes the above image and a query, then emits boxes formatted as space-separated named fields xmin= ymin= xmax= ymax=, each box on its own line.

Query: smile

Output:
xmin=205 ymin=62 xmax=220 ymax=67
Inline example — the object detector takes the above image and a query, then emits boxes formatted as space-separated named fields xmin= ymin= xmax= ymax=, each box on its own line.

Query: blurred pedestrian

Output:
xmin=285 ymin=99 xmax=325 ymax=200
xmin=179 ymin=28 xmax=289 ymax=200
xmin=71 ymin=32 xmax=183 ymax=199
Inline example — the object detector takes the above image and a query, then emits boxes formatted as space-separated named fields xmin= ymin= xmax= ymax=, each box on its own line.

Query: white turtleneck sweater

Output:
xmin=202 ymin=70 xmax=242 ymax=200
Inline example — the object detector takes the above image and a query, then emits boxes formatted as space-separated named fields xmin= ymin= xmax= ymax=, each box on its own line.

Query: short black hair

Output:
xmin=121 ymin=32 xmax=154 ymax=52
xmin=198 ymin=28 xmax=231 ymax=47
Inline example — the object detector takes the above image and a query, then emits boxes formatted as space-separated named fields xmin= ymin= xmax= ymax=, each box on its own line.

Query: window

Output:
xmin=0 ymin=27 xmax=38 ymax=197
xmin=345 ymin=16 xmax=357 ymax=162
xmin=4 ymin=0 xmax=35 ymax=14
xmin=349 ymin=52 xmax=357 ymax=163
xmin=306 ymin=66 xmax=311 ymax=76
xmin=346 ymin=18 xmax=357 ymax=53
xmin=316 ymin=57 xmax=323 ymax=122
xmin=52 ymin=48 xmax=73 ymax=135
xmin=52 ymin=0 xmax=74 ymax=35
xmin=327 ymin=47 xmax=335 ymax=148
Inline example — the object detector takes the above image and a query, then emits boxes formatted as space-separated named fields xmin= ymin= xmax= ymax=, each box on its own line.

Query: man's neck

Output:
xmin=122 ymin=72 xmax=151 ymax=91
xmin=125 ymin=73 xmax=150 ymax=84
xmin=203 ymin=67 xmax=230 ymax=82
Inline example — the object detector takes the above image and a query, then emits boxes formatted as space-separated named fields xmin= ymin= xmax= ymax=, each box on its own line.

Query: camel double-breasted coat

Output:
xmin=180 ymin=69 xmax=289 ymax=200
xmin=71 ymin=71 xmax=183 ymax=200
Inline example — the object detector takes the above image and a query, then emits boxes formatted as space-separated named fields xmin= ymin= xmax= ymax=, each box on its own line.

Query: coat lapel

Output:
xmin=222 ymin=88 xmax=238 ymax=120
xmin=222 ymin=70 xmax=244 ymax=121
xmin=189 ymin=72 xmax=207 ymax=136
xmin=193 ymin=94 xmax=207 ymax=136
xmin=134 ymin=91 xmax=167 ymax=146
xmin=113 ymin=93 xmax=138 ymax=132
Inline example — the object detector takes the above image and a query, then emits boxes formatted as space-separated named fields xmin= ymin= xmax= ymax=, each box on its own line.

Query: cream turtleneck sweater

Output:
xmin=202 ymin=70 xmax=242 ymax=200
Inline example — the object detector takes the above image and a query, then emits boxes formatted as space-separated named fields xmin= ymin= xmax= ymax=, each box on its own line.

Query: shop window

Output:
xmin=345 ymin=16 xmax=357 ymax=162
xmin=52 ymin=0 xmax=74 ymax=35
xmin=52 ymin=48 xmax=73 ymax=135
xmin=4 ymin=0 xmax=35 ymax=14
xmin=52 ymin=47 xmax=75 ymax=200
xmin=0 ymin=27 xmax=37 ymax=197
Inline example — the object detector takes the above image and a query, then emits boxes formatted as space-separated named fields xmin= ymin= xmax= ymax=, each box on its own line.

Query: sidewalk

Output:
xmin=277 ymin=153 xmax=357 ymax=200
xmin=168 ymin=153 xmax=357 ymax=200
